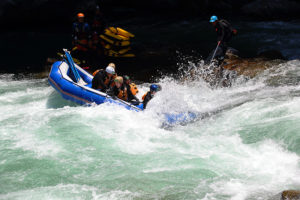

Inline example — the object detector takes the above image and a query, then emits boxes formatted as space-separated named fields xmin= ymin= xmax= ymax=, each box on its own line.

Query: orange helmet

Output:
xmin=77 ymin=13 xmax=85 ymax=18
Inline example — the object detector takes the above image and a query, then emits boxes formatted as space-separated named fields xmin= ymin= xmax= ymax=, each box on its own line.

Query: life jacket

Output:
xmin=117 ymin=85 xmax=128 ymax=101
xmin=130 ymin=83 xmax=139 ymax=95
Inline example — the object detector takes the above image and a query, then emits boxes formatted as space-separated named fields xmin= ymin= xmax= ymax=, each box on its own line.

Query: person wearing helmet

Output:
xmin=107 ymin=76 xmax=140 ymax=104
xmin=91 ymin=65 xmax=116 ymax=91
xmin=72 ymin=13 xmax=91 ymax=50
xmin=206 ymin=15 xmax=237 ymax=63
xmin=142 ymin=84 xmax=161 ymax=109
xmin=124 ymin=75 xmax=138 ymax=96
xmin=123 ymin=75 xmax=139 ymax=102
xmin=72 ymin=13 xmax=92 ymax=68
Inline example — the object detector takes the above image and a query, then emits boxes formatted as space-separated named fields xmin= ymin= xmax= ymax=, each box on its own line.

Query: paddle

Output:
xmin=210 ymin=41 xmax=221 ymax=64
xmin=63 ymin=49 xmax=81 ymax=83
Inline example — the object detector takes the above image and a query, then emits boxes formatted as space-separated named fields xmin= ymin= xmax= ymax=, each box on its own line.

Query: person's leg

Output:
xmin=205 ymin=45 xmax=225 ymax=64
xmin=215 ymin=43 xmax=228 ymax=61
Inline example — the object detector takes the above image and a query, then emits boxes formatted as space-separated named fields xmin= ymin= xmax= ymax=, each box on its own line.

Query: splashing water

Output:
xmin=1 ymin=60 xmax=300 ymax=200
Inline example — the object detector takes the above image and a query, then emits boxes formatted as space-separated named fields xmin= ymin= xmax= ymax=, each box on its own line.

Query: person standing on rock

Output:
xmin=72 ymin=13 xmax=92 ymax=68
xmin=72 ymin=13 xmax=91 ymax=51
xmin=206 ymin=15 xmax=237 ymax=64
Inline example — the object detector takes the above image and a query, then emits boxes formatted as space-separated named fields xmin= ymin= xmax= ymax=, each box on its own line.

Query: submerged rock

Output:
xmin=281 ymin=190 xmax=300 ymax=200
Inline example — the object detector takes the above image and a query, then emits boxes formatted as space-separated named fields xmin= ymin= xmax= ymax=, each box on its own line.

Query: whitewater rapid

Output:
xmin=1 ymin=60 xmax=300 ymax=200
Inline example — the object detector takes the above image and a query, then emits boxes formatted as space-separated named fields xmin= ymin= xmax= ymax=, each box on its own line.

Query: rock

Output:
xmin=221 ymin=49 xmax=285 ymax=78
xmin=183 ymin=48 xmax=286 ymax=87
xmin=226 ymin=47 xmax=240 ymax=57
xmin=281 ymin=190 xmax=300 ymax=200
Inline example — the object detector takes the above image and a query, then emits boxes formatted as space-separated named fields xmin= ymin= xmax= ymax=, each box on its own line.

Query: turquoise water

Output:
xmin=1 ymin=61 xmax=300 ymax=199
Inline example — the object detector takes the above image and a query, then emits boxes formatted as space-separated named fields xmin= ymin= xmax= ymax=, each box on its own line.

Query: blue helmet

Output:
xmin=210 ymin=15 xmax=218 ymax=23
xmin=150 ymin=84 xmax=159 ymax=92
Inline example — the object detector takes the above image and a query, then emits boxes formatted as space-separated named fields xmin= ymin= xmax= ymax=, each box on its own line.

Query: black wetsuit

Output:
xmin=91 ymin=70 xmax=112 ymax=91
xmin=143 ymin=91 xmax=153 ymax=109
xmin=207 ymin=19 xmax=234 ymax=62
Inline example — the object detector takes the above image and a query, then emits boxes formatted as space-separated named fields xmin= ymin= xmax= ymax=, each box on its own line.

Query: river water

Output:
xmin=1 ymin=56 xmax=300 ymax=199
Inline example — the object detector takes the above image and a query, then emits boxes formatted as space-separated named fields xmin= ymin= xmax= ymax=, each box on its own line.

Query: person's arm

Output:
xmin=128 ymin=88 xmax=140 ymax=102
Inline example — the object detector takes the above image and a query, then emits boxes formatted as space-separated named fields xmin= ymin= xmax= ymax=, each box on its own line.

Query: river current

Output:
xmin=1 ymin=58 xmax=300 ymax=199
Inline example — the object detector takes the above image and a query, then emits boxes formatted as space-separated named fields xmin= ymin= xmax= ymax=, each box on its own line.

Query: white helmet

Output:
xmin=105 ymin=66 xmax=115 ymax=74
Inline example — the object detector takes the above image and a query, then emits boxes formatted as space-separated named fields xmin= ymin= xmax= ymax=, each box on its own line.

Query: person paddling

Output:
xmin=207 ymin=15 xmax=237 ymax=64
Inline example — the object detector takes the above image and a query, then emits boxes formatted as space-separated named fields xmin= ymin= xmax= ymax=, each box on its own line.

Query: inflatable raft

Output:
xmin=48 ymin=50 xmax=143 ymax=111
xmin=49 ymin=50 xmax=199 ymax=126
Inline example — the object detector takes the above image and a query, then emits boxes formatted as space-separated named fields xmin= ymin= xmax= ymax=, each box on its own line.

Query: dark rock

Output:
xmin=281 ymin=190 xmax=300 ymax=200
xmin=222 ymin=49 xmax=285 ymax=78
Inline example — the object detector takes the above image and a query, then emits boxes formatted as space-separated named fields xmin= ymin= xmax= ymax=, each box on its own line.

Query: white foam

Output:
xmin=1 ymin=60 xmax=300 ymax=199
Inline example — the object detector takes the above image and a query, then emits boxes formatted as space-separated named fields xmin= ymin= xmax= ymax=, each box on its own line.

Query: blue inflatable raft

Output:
xmin=48 ymin=50 xmax=144 ymax=111
xmin=48 ymin=50 xmax=199 ymax=126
